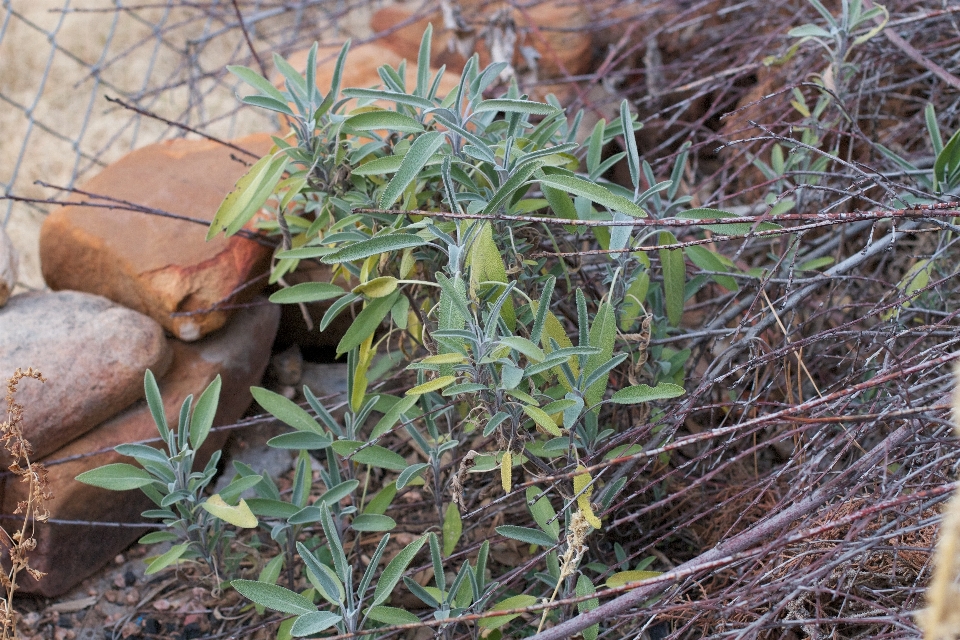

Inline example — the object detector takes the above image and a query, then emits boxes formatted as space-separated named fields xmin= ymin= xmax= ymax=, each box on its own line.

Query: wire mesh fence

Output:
xmin=0 ymin=0 xmax=379 ymax=289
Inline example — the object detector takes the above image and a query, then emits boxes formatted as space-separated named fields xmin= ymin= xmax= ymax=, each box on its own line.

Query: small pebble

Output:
xmin=114 ymin=554 xmax=125 ymax=565
xmin=112 ymin=574 xmax=125 ymax=589
xmin=125 ymin=588 xmax=140 ymax=605
xmin=104 ymin=590 xmax=118 ymax=603
xmin=124 ymin=569 xmax=137 ymax=586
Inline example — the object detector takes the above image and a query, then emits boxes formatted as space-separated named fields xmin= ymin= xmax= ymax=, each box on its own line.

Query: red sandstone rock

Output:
xmin=0 ymin=290 xmax=172 ymax=464
xmin=370 ymin=1 xmax=594 ymax=81
xmin=6 ymin=300 xmax=280 ymax=597
xmin=280 ymin=42 xmax=460 ymax=102
xmin=40 ymin=134 xmax=275 ymax=342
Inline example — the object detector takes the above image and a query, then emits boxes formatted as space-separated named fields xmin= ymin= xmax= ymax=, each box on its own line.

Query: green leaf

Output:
xmin=319 ymin=479 xmax=361 ymax=506
xmin=474 ymin=99 xmax=560 ymax=116
xmin=343 ymin=88 xmax=435 ymax=109
xmin=365 ymin=606 xmax=420 ymax=625
xmin=364 ymin=481 xmax=398 ymax=515
xmin=584 ymin=302 xmax=617 ymax=409
xmin=299 ymin=542 xmax=345 ymax=605
xmin=576 ymin=575 xmax=600 ymax=640
xmin=232 ymin=580 xmax=317 ymax=615
xmin=482 ymin=160 xmax=546 ymax=215
xmin=290 ymin=611 xmax=342 ymax=637
xmin=241 ymin=95 xmax=295 ymax=116
xmin=352 ymin=154 xmax=405 ymax=177
xmin=372 ymin=535 xmax=428 ymax=606
xmin=397 ymin=462 xmax=429 ymax=489
xmin=251 ymin=387 xmax=323 ymax=434
xmin=267 ymin=431 xmax=333 ymax=449
xmin=189 ymin=375 xmax=221 ymax=450
xmin=406 ymin=375 xmax=457 ymax=395
xmin=269 ymin=282 xmax=345 ymax=304
xmin=331 ymin=440 xmax=408 ymax=471
xmin=138 ymin=531 xmax=178 ymax=545
xmin=526 ymin=486 xmax=559 ymax=542
xmin=443 ymin=502 xmax=462 ymax=556
xmin=144 ymin=543 xmax=188 ymax=575
xmin=219 ymin=474 xmax=264 ymax=504
xmin=344 ymin=110 xmax=425 ymax=133
xmin=676 ymin=208 xmax=781 ymax=234
xmin=209 ymin=153 xmax=288 ymax=239
xmin=619 ymin=271 xmax=649 ymax=330
xmin=443 ymin=382 xmax=488 ymax=396
xmin=788 ymin=23 xmax=831 ymax=38
xmin=380 ymin=131 xmax=446 ymax=208
xmin=336 ymin=291 xmax=401 ymax=355
xmin=477 ymin=594 xmax=539 ymax=629
xmin=227 ymin=65 xmax=287 ymax=104
xmin=659 ymin=231 xmax=685 ymax=327
xmin=322 ymin=234 xmax=427 ymax=264
xmin=935 ymin=127 xmax=960 ymax=191
xmin=611 ymin=383 xmax=685 ymax=404
xmin=522 ymin=404 xmax=563 ymax=437
xmin=370 ymin=394 xmax=418 ymax=439
xmin=144 ymin=369 xmax=169 ymax=442
xmin=495 ymin=525 xmax=557 ymax=547
xmin=245 ymin=498 xmax=301 ymax=519
xmin=500 ymin=336 xmax=545 ymax=362
xmin=351 ymin=514 xmax=397 ymax=532
xmin=684 ymin=245 xmax=738 ymax=291
xmin=75 ymin=463 xmax=154 ymax=491
xmin=538 ymin=171 xmax=646 ymax=218
xmin=606 ymin=570 xmax=662 ymax=588
xmin=620 ymin=100 xmax=640 ymax=190
xmin=201 ymin=495 xmax=259 ymax=528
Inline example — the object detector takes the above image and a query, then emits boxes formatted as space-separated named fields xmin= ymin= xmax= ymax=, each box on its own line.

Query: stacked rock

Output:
xmin=0 ymin=134 xmax=280 ymax=596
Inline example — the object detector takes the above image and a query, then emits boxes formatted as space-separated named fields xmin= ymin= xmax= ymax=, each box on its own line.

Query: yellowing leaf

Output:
xmin=406 ymin=375 xmax=457 ymax=395
xmin=466 ymin=222 xmax=515 ymax=329
xmin=522 ymin=404 xmax=563 ymax=437
xmin=476 ymin=594 xmax=538 ymax=629
xmin=573 ymin=466 xmax=601 ymax=529
xmin=352 ymin=276 xmax=399 ymax=298
xmin=400 ymin=248 xmax=416 ymax=279
xmin=421 ymin=353 xmax=467 ymax=365
xmin=201 ymin=494 xmax=259 ymax=528
xmin=540 ymin=311 xmax=577 ymax=390
xmin=605 ymin=570 xmax=663 ymax=589
xmin=501 ymin=451 xmax=512 ymax=494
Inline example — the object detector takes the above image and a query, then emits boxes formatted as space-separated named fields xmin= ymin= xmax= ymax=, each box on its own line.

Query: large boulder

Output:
xmin=39 ymin=134 xmax=275 ymax=342
xmin=0 ymin=290 xmax=171 ymax=464
xmin=5 ymin=299 xmax=280 ymax=597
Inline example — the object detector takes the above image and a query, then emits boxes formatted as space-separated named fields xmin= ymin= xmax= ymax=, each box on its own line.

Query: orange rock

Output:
xmin=40 ymin=134 xmax=276 ymax=342
xmin=5 ymin=300 xmax=280 ymax=597
xmin=370 ymin=1 xmax=593 ymax=81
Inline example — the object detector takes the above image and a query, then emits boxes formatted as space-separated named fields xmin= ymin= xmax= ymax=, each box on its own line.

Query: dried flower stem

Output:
xmin=0 ymin=369 xmax=50 ymax=640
